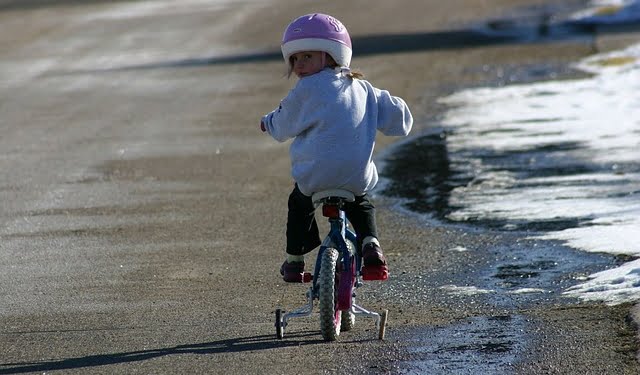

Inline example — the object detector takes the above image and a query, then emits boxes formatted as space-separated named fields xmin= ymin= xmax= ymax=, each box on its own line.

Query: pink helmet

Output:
xmin=281 ymin=13 xmax=352 ymax=68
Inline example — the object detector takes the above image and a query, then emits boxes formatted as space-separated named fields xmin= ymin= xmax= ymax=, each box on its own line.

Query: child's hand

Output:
xmin=260 ymin=121 xmax=266 ymax=132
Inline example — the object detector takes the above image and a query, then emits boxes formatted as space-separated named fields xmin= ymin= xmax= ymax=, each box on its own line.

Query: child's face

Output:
xmin=290 ymin=51 xmax=325 ymax=78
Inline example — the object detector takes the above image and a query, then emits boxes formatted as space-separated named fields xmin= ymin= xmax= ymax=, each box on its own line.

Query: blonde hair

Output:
xmin=341 ymin=67 xmax=365 ymax=80
xmin=287 ymin=53 xmax=364 ymax=80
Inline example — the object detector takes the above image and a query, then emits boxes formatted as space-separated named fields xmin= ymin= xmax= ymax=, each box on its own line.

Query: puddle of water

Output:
xmin=495 ymin=260 xmax=558 ymax=286
xmin=395 ymin=237 xmax=615 ymax=373
xmin=400 ymin=315 xmax=527 ymax=374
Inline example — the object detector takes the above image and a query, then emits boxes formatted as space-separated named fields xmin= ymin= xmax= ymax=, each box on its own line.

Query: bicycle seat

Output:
xmin=312 ymin=189 xmax=356 ymax=205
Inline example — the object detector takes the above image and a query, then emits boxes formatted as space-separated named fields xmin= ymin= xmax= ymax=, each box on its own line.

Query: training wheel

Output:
xmin=275 ymin=309 xmax=285 ymax=339
xmin=378 ymin=309 xmax=388 ymax=340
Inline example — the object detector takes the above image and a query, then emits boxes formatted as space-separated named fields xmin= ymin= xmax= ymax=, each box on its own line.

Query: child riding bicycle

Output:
xmin=261 ymin=13 xmax=413 ymax=283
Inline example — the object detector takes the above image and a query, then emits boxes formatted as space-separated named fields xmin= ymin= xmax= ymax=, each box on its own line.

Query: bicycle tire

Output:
xmin=318 ymin=248 xmax=341 ymax=341
xmin=341 ymin=237 xmax=356 ymax=332
xmin=341 ymin=310 xmax=355 ymax=331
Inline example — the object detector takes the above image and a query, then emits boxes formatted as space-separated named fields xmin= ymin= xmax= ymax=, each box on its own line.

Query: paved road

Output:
xmin=1 ymin=1 xmax=638 ymax=374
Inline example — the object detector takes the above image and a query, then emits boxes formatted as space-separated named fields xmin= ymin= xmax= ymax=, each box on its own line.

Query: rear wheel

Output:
xmin=341 ymin=310 xmax=355 ymax=331
xmin=318 ymin=248 xmax=341 ymax=341
xmin=341 ymin=233 xmax=357 ymax=333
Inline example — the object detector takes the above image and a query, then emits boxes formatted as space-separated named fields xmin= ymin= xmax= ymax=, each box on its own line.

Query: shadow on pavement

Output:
xmin=0 ymin=0 xmax=131 ymax=10
xmin=59 ymin=17 xmax=640 ymax=75
xmin=0 ymin=332 xmax=323 ymax=374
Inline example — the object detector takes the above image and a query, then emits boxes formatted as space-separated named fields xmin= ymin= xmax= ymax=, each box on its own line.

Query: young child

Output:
xmin=261 ymin=13 xmax=413 ymax=282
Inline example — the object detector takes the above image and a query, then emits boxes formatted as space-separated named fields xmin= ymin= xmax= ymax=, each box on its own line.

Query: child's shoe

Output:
xmin=280 ymin=260 xmax=306 ymax=283
xmin=361 ymin=243 xmax=389 ymax=281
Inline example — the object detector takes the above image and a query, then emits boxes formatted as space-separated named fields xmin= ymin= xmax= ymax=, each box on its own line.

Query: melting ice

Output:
xmin=438 ymin=4 xmax=640 ymax=305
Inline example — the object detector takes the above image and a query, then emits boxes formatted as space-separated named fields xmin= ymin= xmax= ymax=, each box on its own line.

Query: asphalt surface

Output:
xmin=1 ymin=1 xmax=638 ymax=374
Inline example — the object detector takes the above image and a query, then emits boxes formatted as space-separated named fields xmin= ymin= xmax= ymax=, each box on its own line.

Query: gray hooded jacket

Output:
xmin=262 ymin=68 xmax=413 ymax=196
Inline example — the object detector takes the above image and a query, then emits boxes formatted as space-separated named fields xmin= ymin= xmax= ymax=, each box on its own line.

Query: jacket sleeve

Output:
xmin=373 ymin=86 xmax=413 ymax=136
xmin=261 ymin=81 xmax=315 ymax=142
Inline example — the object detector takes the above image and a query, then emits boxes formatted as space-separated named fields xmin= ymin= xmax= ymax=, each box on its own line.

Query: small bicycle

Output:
xmin=274 ymin=189 xmax=388 ymax=341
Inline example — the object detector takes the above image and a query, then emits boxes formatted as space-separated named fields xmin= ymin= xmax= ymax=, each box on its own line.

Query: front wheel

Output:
xmin=318 ymin=248 xmax=341 ymax=341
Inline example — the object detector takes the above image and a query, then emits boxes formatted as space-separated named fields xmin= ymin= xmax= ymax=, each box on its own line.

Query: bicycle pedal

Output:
xmin=302 ymin=272 xmax=313 ymax=283
xmin=283 ymin=272 xmax=313 ymax=283
xmin=362 ymin=266 xmax=389 ymax=281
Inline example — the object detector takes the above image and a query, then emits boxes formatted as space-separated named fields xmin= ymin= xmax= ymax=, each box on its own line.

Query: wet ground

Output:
xmin=369 ymin=221 xmax=632 ymax=373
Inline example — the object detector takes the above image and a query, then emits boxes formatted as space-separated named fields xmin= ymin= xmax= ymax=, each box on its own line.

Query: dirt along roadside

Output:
xmin=0 ymin=0 xmax=638 ymax=374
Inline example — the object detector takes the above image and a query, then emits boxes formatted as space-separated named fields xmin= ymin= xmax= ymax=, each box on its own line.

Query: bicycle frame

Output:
xmin=312 ymin=208 xmax=357 ymax=310
xmin=277 ymin=194 xmax=385 ymax=339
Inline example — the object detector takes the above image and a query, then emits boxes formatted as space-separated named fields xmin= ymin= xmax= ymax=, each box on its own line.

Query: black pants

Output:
xmin=286 ymin=184 xmax=378 ymax=256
